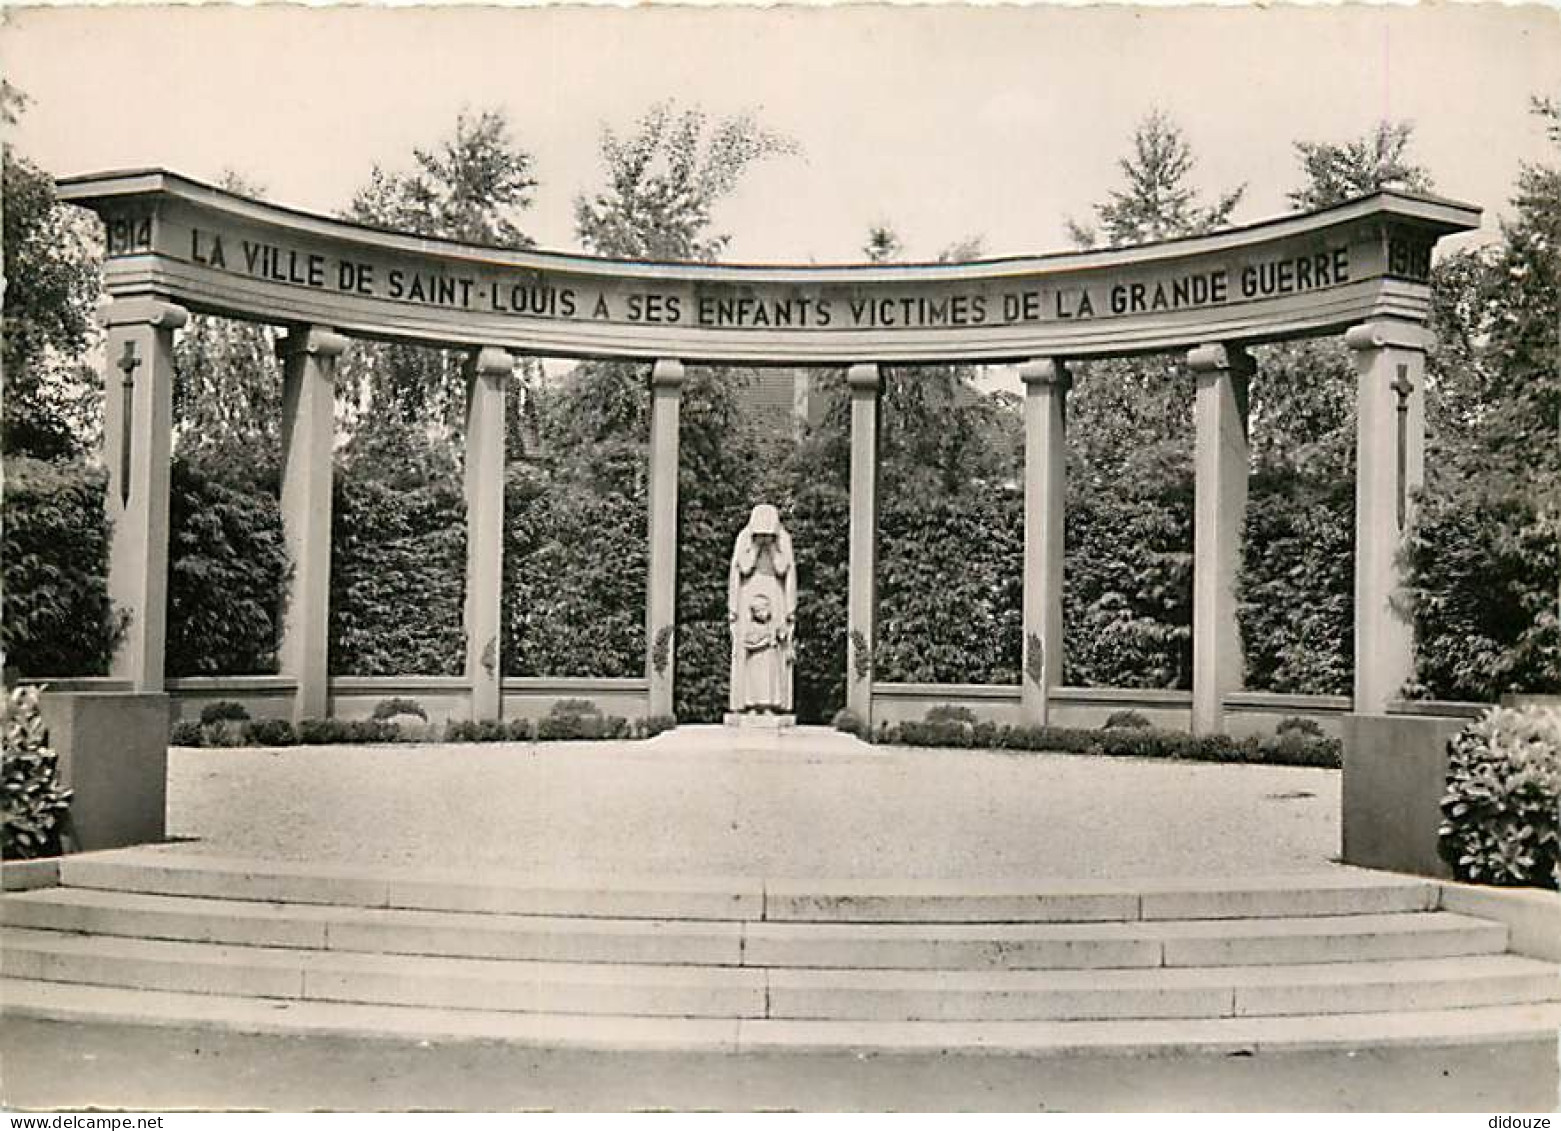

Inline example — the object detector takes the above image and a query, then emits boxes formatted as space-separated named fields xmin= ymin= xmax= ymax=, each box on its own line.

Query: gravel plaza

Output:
xmin=159 ymin=730 xmax=1341 ymax=880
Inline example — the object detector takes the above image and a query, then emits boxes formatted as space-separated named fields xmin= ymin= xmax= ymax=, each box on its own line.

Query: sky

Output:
xmin=4 ymin=3 xmax=1558 ymax=265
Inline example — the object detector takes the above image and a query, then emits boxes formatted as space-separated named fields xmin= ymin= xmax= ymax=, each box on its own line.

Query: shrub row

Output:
xmin=171 ymin=709 xmax=678 ymax=748
xmin=833 ymin=709 xmax=1342 ymax=769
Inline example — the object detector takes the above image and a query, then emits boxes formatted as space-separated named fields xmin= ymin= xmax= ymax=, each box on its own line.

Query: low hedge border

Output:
xmin=833 ymin=709 xmax=1341 ymax=769
xmin=171 ymin=712 xmax=678 ymax=748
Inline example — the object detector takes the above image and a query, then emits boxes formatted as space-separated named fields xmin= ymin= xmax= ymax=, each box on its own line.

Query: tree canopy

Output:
xmin=574 ymin=101 xmax=797 ymax=263
xmin=1287 ymin=120 xmax=1435 ymax=210
xmin=1066 ymin=110 xmax=1246 ymax=249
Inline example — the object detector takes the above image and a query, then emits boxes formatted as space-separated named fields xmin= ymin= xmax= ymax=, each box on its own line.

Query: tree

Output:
xmin=574 ymin=101 xmax=797 ymax=262
xmin=504 ymin=101 xmax=796 ymax=719
xmin=862 ymin=225 xmax=903 ymax=264
xmin=1057 ymin=113 xmax=1248 ymax=686
xmin=338 ymin=109 xmax=541 ymax=462
xmin=1066 ymin=110 xmax=1246 ymax=249
xmin=2 ymin=85 xmax=102 ymax=459
xmin=1287 ymin=120 xmax=1434 ymax=211
xmin=346 ymin=108 xmax=537 ymax=248
xmin=1405 ymin=96 xmax=1561 ymax=699
xmin=172 ymin=172 xmax=285 ymax=484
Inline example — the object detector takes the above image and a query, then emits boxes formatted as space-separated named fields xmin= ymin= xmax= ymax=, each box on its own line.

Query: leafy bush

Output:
xmin=0 ymin=459 xmax=122 ymax=676
xmin=643 ymin=714 xmax=677 ymax=738
xmin=1439 ymin=706 xmax=1561 ymax=889
xmin=165 ymin=459 xmax=288 ymax=677
xmin=831 ymin=708 xmax=865 ymax=737
xmin=200 ymin=720 xmax=248 ymax=747
xmin=926 ymin=704 xmax=978 ymax=725
xmin=870 ymin=714 xmax=1341 ymax=769
xmin=1276 ymin=716 xmax=1325 ymax=739
xmin=371 ymin=697 xmax=427 ymax=721
xmin=1103 ymin=710 xmax=1152 ymax=730
xmin=199 ymin=700 xmax=251 ymax=724
xmin=170 ymin=720 xmax=204 ymax=747
xmin=2 ymin=685 xmax=72 ymax=858
xmin=331 ymin=472 xmax=465 ymax=677
xmin=550 ymin=699 xmax=601 ymax=719
xmin=245 ymin=718 xmax=298 ymax=747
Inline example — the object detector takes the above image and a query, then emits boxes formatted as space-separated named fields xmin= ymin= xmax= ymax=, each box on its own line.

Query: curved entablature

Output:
xmin=60 ymin=168 xmax=1480 ymax=364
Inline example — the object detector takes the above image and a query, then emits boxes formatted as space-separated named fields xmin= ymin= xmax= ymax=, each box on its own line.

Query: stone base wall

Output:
xmin=1341 ymin=712 xmax=1469 ymax=878
xmin=37 ymin=691 xmax=168 ymax=852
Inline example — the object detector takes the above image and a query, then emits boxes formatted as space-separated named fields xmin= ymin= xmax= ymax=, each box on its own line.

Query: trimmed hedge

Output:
xmin=840 ymin=708 xmax=1341 ymax=769
xmin=1 ymin=458 xmax=121 ymax=676
xmin=169 ymin=707 xmax=679 ymax=747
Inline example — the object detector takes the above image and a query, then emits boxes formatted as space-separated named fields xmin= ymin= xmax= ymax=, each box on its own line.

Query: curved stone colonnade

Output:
xmin=61 ymin=169 xmax=1479 ymax=731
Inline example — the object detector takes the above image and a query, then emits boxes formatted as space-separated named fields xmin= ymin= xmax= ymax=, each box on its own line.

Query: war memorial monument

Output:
xmin=2 ymin=156 xmax=1557 ymax=1109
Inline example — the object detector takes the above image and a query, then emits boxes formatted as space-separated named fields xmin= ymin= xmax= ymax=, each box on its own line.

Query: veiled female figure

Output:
xmin=728 ymin=504 xmax=797 ymax=714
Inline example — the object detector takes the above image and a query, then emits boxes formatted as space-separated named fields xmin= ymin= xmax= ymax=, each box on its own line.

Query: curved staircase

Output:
xmin=3 ymin=848 xmax=1557 ymax=1057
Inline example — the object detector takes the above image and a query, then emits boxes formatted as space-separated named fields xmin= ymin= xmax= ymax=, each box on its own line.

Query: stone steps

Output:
xmin=3 ymin=850 xmax=1556 ymax=1053
xmin=5 ymin=978 xmax=1558 ymax=1056
xmin=49 ymin=849 xmax=1439 ymax=921
xmin=2 ymin=927 xmax=1553 ymax=1021
xmin=0 ymin=887 xmax=1505 ymax=969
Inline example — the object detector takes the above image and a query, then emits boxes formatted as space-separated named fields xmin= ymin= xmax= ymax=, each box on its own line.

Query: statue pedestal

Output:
xmin=724 ymin=712 xmax=796 ymax=730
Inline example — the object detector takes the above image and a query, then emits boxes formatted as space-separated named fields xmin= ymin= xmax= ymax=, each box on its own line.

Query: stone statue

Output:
xmin=727 ymin=504 xmax=797 ymax=722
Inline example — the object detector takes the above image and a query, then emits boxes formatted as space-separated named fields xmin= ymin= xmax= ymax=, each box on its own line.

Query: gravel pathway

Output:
xmin=163 ymin=730 xmax=1340 ymax=880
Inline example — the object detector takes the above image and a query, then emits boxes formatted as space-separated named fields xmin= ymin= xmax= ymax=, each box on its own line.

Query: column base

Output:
xmin=724 ymin=712 xmax=797 ymax=730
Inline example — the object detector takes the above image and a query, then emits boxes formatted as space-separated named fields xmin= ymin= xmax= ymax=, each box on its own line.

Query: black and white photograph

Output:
xmin=1 ymin=0 xmax=1558 ymax=1113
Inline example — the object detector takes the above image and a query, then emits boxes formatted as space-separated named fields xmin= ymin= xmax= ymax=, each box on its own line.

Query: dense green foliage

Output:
xmin=2 ymin=685 xmax=73 ymax=858
xmin=171 ymin=701 xmax=677 ymax=746
xmin=1439 ymin=706 xmax=1561 ymax=889
xmin=1406 ymin=100 xmax=1561 ymax=700
xmin=2 ymin=97 xmax=1551 ymax=714
xmin=329 ymin=468 xmax=467 ymax=676
xmin=2 ymin=102 xmax=102 ymax=460
xmin=841 ymin=704 xmax=1342 ymax=768
xmin=166 ymin=460 xmax=289 ymax=676
xmin=1 ymin=459 xmax=122 ymax=676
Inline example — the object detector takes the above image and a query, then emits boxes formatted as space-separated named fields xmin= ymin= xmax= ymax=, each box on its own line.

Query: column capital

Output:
xmin=276 ymin=325 xmax=348 ymax=360
xmin=1187 ymin=342 xmax=1255 ymax=378
xmin=97 ymin=296 xmax=189 ymax=331
xmin=1344 ymin=320 xmax=1433 ymax=354
xmin=1019 ymin=359 xmax=1071 ymax=390
xmin=846 ymin=363 xmax=881 ymax=392
xmin=470 ymin=346 xmax=515 ymax=378
xmin=651 ymin=358 xmax=686 ymax=389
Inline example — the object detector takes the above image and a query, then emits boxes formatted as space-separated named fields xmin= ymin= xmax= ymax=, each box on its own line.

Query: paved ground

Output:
xmin=5 ymin=1018 xmax=1555 ymax=1111
xmin=161 ymin=728 xmax=1341 ymax=879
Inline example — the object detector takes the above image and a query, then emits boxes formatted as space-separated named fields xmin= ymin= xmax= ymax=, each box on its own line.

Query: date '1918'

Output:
xmin=106 ymin=215 xmax=153 ymax=257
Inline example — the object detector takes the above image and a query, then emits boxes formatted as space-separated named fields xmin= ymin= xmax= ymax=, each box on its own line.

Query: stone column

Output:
xmin=101 ymin=297 xmax=188 ymax=692
xmin=464 ymin=347 xmax=512 ymax=722
xmin=1345 ymin=320 xmax=1429 ymax=714
xmin=277 ymin=325 xmax=347 ymax=722
xmin=1188 ymin=342 xmax=1253 ymax=735
xmin=1019 ymin=359 xmax=1070 ymax=726
xmin=846 ymin=363 xmax=881 ymax=726
xmin=645 ymin=359 xmax=685 ymax=718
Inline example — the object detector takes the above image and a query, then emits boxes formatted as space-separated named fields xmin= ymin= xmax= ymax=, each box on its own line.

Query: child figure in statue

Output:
xmin=740 ymin=594 xmax=785 ymax=712
xmin=728 ymin=503 xmax=797 ymax=720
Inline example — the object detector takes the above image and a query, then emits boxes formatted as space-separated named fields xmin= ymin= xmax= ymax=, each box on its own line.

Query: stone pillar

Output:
xmin=1188 ymin=342 xmax=1253 ymax=735
xmin=645 ymin=359 xmax=685 ymax=718
xmin=464 ymin=347 xmax=512 ymax=722
xmin=1019 ymin=359 xmax=1070 ymax=726
xmin=846 ymin=363 xmax=881 ymax=726
xmin=277 ymin=325 xmax=347 ymax=722
xmin=101 ymin=296 xmax=188 ymax=693
xmin=1345 ymin=320 xmax=1429 ymax=714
